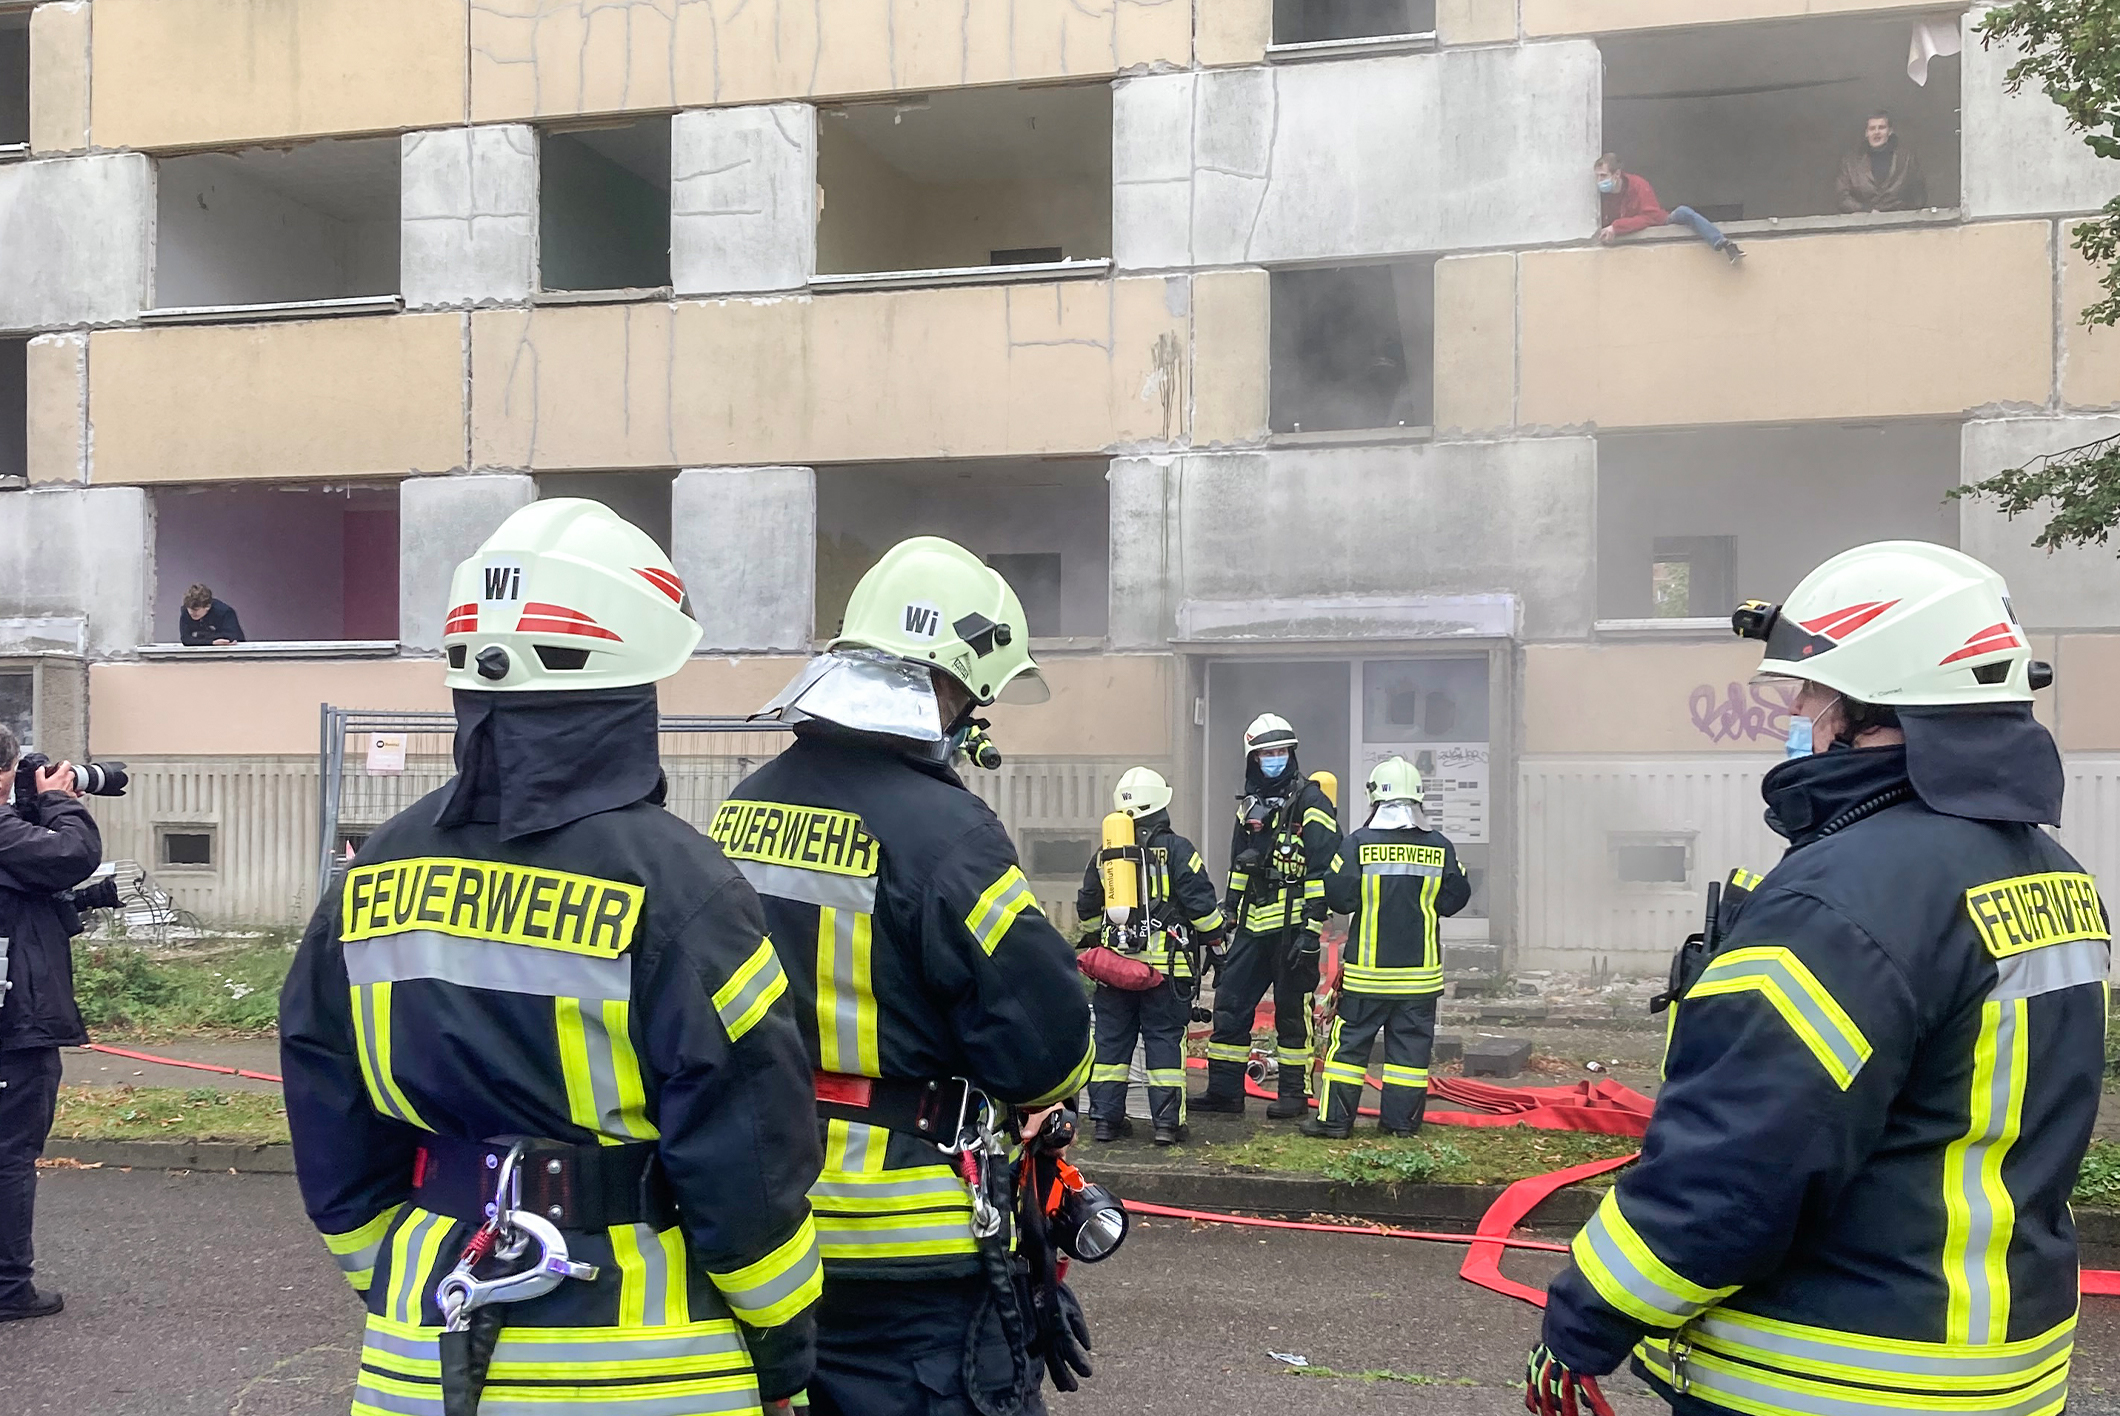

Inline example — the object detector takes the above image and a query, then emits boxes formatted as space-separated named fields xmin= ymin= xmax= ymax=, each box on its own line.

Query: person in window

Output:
xmin=179 ymin=584 xmax=244 ymax=647
xmin=1595 ymin=154 xmax=1744 ymax=266
xmin=1837 ymin=111 xmax=1928 ymax=213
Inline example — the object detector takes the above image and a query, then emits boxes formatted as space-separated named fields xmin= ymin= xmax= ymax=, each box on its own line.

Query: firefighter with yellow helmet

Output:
xmin=280 ymin=500 xmax=825 ymax=1416
xmin=1529 ymin=541 xmax=2108 ymax=1416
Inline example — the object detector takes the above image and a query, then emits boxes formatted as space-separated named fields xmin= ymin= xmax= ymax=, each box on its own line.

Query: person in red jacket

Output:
xmin=1595 ymin=154 xmax=1744 ymax=266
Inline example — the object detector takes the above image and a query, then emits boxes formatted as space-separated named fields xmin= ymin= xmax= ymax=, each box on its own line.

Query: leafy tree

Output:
xmin=1952 ymin=0 xmax=2120 ymax=551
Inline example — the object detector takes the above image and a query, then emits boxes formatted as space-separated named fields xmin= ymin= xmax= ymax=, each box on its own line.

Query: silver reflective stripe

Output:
xmin=354 ymin=1383 xmax=446 ymax=1416
xmin=362 ymin=1326 xmax=436 ymax=1363
xmin=356 ymin=985 xmax=419 ymax=1127
xmin=830 ymin=907 xmax=861 ymax=1063
xmin=1649 ymin=1347 xmax=2066 ymax=1416
xmin=633 ymin=1223 xmax=671 ymax=1326
xmin=1579 ymin=1214 xmax=1698 ymax=1324
xmin=346 ymin=930 xmax=633 ymax=1003
xmin=819 ymin=1219 xmax=974 ymax=1246
xmin=813 ymin=1174 xmax=972 ymax=1202
xmin=1699 ymin=954 xmax=1869 ymax=1084
xmin=1995 ymin=937 xmax=2110 ymax=1001
xmin=966 ymin=874 xmax=1038 ymax=947
xmin=1363 ymin=861 xmax=1442 ymax=877
xmin=721 ymin=1240 xmax=821 ymax=1320
xmin=391 ymin=1212 xmax=447 ymax=1326
xmin=492 ymin=1328 xmax=750 ymax=1365
xmin=581 ymin=1009 xmax=649 ymax=1141
xmin=734 ymin=859 xmax=876 ymax=913
xmin=479 ymin=1390 xmax=760 ymax=1416
xmin=335 ymin=1238 xmax=386 ymax=1277
xmin=1694 ymin=1312 xmax=2073 ymax=1382
xmin=1953 ymin=998 xmax=2025 ymax=1346
xmin=842 ymin=1121 xmax=885 ymax=1172
xmin=714 ymin=949 xmax=785 ymax=1038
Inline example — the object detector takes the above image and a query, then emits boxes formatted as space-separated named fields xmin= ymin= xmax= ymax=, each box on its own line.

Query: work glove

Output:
xmin=1200 ymin=930 xmax=1227 ymax=959
xmin=1032 ymin=1280 xmax=1094 ymax=1392
xmin=1524 ymin=1343 xmax=1615 ymax=1416
xmin=742 ymin=1311 xmax=817 ymax=1404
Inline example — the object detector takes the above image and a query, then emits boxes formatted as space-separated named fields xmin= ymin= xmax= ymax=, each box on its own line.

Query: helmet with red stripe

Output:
xmin=1733 ymin=541 xmax=2046 ymax=707
xmin=442 ymin=499 xmax=701 ymax=692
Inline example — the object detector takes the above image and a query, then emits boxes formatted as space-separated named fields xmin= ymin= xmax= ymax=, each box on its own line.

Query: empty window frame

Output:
xmin=1611 ymin=832 xmax=1692 ymax=885
xmin=158 ymin=826 xmax=216 ymax=870
xmin=1271 ymin=259 xmax=1436 ymax=434
xmin=1273 ymin=0 xmax=1437 ymax=44
xmin=0 ymin=336 xmax=23 ymax=483
xmin=540 ymin=119 xmax=672 ymax=293
xmin=538 ymin=471 xmax=676 ymax=552
xmin=152 ymin=484 xmax=400 ymax=643
xmin=815 ymin=459 xmax=1110 ymax=640
xmin=0 ymin=669 xmax=31 ymax=746
xmin=816 ymin=85 xmax=1112 ymax=278
xmin=154 ymin=138 xmax=402 ymax=311
xmin=1601 ymin=15 xmax=1960 ymax=227
xmin=0 ymin=11 xmax=27 ymax=152
xmin=1596 ymin=422 xmax=1961 ymax=620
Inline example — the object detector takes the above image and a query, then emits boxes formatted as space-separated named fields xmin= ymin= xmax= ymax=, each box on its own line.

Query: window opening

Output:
xmin=537 ymin=471 xmax=676 ymax=553
xmin=1650 ymin=536 xmax=1735 ymax=619
xmin=159 ymin=828 xmax=216 ymax=869
xmin=817 ymin=85 xmax=1112 ymax=278
xmin=0 ymin=12 xmax=27 ymax=151
xmin=0 ymin=337 xmax=23 ymax=484
xmin=540 ymin=118 xmax=672 ymax=292
xmin=152 ymin=484 xmax=400 ymax=644
xmin=0 ymin=670 xmax=32 ymax=747
xmin=984 ymin=553 xmax=1064 ymax=639
xmin=154 ymin=137 xmax=402 ymax=310
xmin=1271 ymin=259 xmax=1436 ymax=434
xmin=1612 ymin=833 xmax=1692 ymax=885
xmin=1273 ymin=0 xmax=1437 ymax=43
xmin=1022 ymin=831 xmax=1099 ymax=886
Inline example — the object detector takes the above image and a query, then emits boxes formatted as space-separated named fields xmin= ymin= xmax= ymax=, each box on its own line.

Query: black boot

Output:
xmin=1298 ymin=1118 xmax=1350 ymax=1140
xmin=0 ymin=1289 xmax=62 ymax=1322
xmin=1193 ymin=1091 xmax=1245 ymax=1115
xmin=1264 ymin=1077 xmax=1310 ymax=1120
xmin=1093 ymin=1116 xmax=1133 ymax=1143
xmin=1153 ymin=1123 xmax=1184 ymax=1147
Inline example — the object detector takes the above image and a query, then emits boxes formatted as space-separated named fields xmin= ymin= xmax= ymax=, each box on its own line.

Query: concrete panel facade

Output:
xmin=1523 ymin=640 xmax=1795 ymax=755
xmin=29 ymin=2 xmax=91 ymax=155
xmin=1440 ymin=0 xmax=1521 ymax=44
xmin=1197 ymin=0 xmax=1269 ymax=65
xmin=1523 ymin=0 xmax=1942 ymax=37
xmin=1434 ymin=252 xmax=1517 ymax=434
xmin=2064 ymin=245 xmax=2120 ymax=411
xmin=90 ymin=0 xmax=468 ymax=149
xmin=0 ymin=154 xmax=151 ymax=330
xmin=1189 ymin=268 xmax=1269 ymax=445
xmin=671 ymin=105 xmax=817 ymax=298
xmin=401 ymin=126 xmax=538 ymax=310
xmin=470 ymin=279 xmax=1189 ymax=470
xmin=398 ymin=474 xmax=535 ymax=650
xmin=1963 ymin=22 xmax=2120 ymax=220
xmin=1961 ymin=417 xmax=2120 ymax=632
xmin=90 ymin=315 xmax=468 ymax=485
xmin=0 ymin=486 xmax=150 ymax=655
xmin=25 ymin=334 xmax=86 ymax=487
xmin=470 ymin=0 xmax=1190 ymax=122
xmin=672 ymin=466 xmax=816 ymax=653
xmin=1517 ymin=222 xmax=2055 ymax=429
xmin=1114 ymin=44 xmax=1600 ymax=269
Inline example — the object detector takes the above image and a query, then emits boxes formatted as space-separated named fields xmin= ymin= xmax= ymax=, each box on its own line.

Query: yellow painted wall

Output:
xmin=2055 ymin=634 xmax=2120 ymax=752
xmin=28 ymin=2 xmax=91 ymax=154
xmin=89 ymin=315 xmax=467 ymax=485
xmin=2064 ymin=244 xmax=2120 ymax=411
xmin=470 ymin=279 xmax=1188 ymax=470
xmin=1440 ymin=0 xmax=1519 ymax=43
xmin=1190 ymin=269 xmax=1269 ymax=445
xmin=1197 ymin=0 xmax=1270 ymax=65
xmin=90 ymin=0 xmax=467 ymax=149
xmin=1433 ymin=252 xmax=1516 ymax=433
xmin=1518 ymin=222 xmax=2054 ymax=429
xmin=25 ymin=335 xmax=84 ymax=487
xmin=1524 ymin=0 xmax=1942 ymax=37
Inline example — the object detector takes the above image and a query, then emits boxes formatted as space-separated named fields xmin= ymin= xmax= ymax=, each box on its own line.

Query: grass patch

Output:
xmin=1198 ymin=1126 xmax=1640 ymax=1188
xmin=50 ymin=1084 xmax=289 ymax=1145
xmin=2077 ymin=1139 xmax=2120 ymax=1209
xmin=72 ymin=937 xmax=296 ymax=1038
xmin=1287 ymin=1366 xmax=1477 ymax=1386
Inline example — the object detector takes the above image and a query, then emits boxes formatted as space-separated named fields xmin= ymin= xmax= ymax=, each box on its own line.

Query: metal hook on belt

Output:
xmin=437 ymin=1142 xmax=601 ymax=1333
xmin=942 ymin=1088 xmax=1008 ymax=1240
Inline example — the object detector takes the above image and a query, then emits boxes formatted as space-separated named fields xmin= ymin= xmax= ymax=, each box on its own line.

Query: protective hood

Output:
xmin=1897 ymin=703 xmax=2064 ymax=826
xmin=1761 ymin=745 xmax=1912 ymax=846
xmin=753 ymin=649 xmax=946 ymax=742
xmin=432 ymin=684 xmax=664 ymax=841
xmin=1367 ymin=801 xmax=1425 ymax=831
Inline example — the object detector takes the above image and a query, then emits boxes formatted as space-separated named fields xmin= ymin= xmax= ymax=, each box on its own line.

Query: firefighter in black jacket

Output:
xmin=1199 ymin=714 xmax=1341 ymax=1118
xmin=1529 ymin=541 xmax=2110 ymax=1416
xmin=1308 ymin=756 xmax=1468 ymax=1139
xmin=1075 ymin=766 xmax=1225 ymax=1146
xmin=280 ymin=500 xmax=824 ymax=1416
xmin=727 ymin=535 xmax=1096 ymax=1416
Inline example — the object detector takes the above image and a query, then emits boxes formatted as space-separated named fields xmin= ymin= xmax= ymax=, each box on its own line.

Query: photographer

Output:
xmin=0 ymin=729 xmax=102 ymax=1323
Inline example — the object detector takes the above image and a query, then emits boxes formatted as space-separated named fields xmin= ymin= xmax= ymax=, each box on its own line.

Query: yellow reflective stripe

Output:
xmin=711 ymin=938 xmax=787 ymax=1044
xmin=822 ymin=1118 xmax=887 ymax=1175
xmin=1191 ymin=908 xmax=1225 ymax=932
xmin=966 ymin=865 xmax=1040 ymax=955
xmin=1205 ymin=1041 xmax=1250 ymax=1063
xmin=1730 ymin=868 xmax=1765 ymax=892
xmin=611 ymin=1223 xmax=651 ymax=1328
xmin=384 ymin=1209 xmax=456 ymax=1327
xmin=605 ymin=1000 xmax=655 ymax=1140
xmin=712 ymin=1214 xmax=823 ymax=1328
xmin=1635 ymin=1334 xmax=2071 ymax=1416
xmin=659 ymin=1224 xmax=690 ymax=1325
xmin=1303 ymin=877 xmax=1326 ymax=898
xmin=1379 ymin=1064 xmax=1428 ymax=1089
xmin=1687 ymin=1308 xmax=2073 ymax=1396
xmin=1689 ymin=946 xmax=1872 ymax=1090
xmin=556 ymin=996 xmax=600 ymax=1136
xmin=1320 ymin=1060 xmax=1367 ymax=1085
xmin=554 ymin=997 xmax=658 ymax=1144
xmin=324 ymin=1204 xmax=404 ymax=1291
xmin=1571 ymin=1189 xmax=1737 ymax=1330
xmin=1303 ymin=807 xmax=1336 ymax=831
xmin=816 ymin=907 xmax=879 ymax=1076
xmin=1945 ymin=996 xmax=2031 ymax=1345
xmin=351 ymin=982 xmax=430 ymax=1130
xmin=1089 ymin=1063 xmax=1131 ymax=1083
xmin=812 ymin=1210 xmax=979 ymax=1260
xmin=1341 ymin=963 xmax=1443 ymax=995
xmin=1421 ymin=870 xmax=1442 ymax=969
xmin=1144 ymin=1068 xmax=1187 ymax=1088
xmin=1227 ymin=869 xmax=1251 ymax=893
xmin=1359 ymin=872 xmax=1380 ymax=967
xmin=1025 ymin=1036 xmax=1095 ymax=1108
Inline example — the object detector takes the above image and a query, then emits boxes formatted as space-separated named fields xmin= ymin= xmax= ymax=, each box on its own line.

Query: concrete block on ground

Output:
xmin=1445 ymin=942 xmax=1502 ymax=975
xmin=1464 ymin=1035 xmax=1532 ymax=1078
xmin=1432 ymin=1034 xmax=1464 ymax=1066
xmin=0 ymin=486 xmax=148 ymax=654
xmin=401 ymin=125 xmax=537 ymax=309
xmin=0 ymin=154 xmax=151 ymax=328
xmin=399 ymin=475 xmax=536 ymax=649
xmin=671 ymin=466 xmax=815 ymax=652
xmin=671 ymin=105 xmax=815 ymax=296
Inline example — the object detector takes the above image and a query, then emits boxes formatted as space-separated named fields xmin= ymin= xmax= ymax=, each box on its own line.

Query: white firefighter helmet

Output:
xmin=1113 ymin=766 xmax=1173 ymax=819
xmin=1366 ymin=756 xmax=1425 ymax=804
xmin=442 ymin=499 xmax=701 ymax=692
xmin=1244 ymin=713 xmax=1298 ymax=754
xmin=830 ymin=536 xmax=1047 ymax=706
xmin=1737 ymin=541 xmax=2050 ymax=707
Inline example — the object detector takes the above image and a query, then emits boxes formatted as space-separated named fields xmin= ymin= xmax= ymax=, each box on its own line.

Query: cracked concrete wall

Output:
xmin=471 ymin=0 xmax=1191 ymax=123
xmin=0 ymin=486 xmax=150 ymax=655
xmin=1110 ymin=438 xmax=1597 ymax=646
xmin=672 ymin=466 xmax=814 ymax=651
xmin=671 ymin=105 xmax=816 ymax=297
xmin=1963 ymin=16 xmax=2120 ymax=220
xmin=1962 ymin=417 xmax=2120 ymax=631
xmin=1113 ymin=42 xmax=1599 ymax=270
xmin=0 ymin=154 xmax=151 ymax=330
xmin=402 ymin=126 xmax=539 ymax=310
xmin=399 ymin=474 xmax=536 ymax=649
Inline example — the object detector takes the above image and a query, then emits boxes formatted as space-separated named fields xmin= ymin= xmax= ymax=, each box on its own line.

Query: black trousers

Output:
xmin=0 ymin=1047 xmax=62 ymax=1309
xmin=1088 ymin=981 xmax=1188 ymax=1129
xmin=1204 ymin=928 xmax=1319 ymax=1100
xmin=808 ymin=1275 xmax=1046 ymax=1416
xmin=1319 ymin=992 xmax=1438 ymax=1132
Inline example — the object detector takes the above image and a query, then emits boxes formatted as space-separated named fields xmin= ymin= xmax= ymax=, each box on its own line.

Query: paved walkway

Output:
xmin=61 ymin=1040 xmax=284 ymax=1095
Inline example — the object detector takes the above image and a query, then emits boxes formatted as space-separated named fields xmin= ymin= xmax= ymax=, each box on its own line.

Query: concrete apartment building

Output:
xmin=0 ymin=0 xmax=2114 ymax=972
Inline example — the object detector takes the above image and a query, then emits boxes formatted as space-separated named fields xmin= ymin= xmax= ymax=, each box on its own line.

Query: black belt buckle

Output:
xmin=910 ymin=1078 xmax=972 ymax=1145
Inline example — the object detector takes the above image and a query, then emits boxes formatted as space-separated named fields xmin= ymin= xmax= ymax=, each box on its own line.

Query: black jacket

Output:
xmin=1322 ymin=819 xmax=1469 ymax=995
xmin=0 ymin=793 xmax=102 ymax=1052
xmin=179 ymin=599 xmax=244 ymax=646
xmin=1543 ymin=746 xmax=2107 ymax=1415
xmin=1076 ymin=811 xmax=1225 ymax=980
xmin=1226 ymin=758 xmax=1340 ymax=938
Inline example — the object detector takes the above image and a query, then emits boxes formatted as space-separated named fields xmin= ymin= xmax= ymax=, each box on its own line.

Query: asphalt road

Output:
xmin=6 ymin=1168 xmax=2119 ymax=1415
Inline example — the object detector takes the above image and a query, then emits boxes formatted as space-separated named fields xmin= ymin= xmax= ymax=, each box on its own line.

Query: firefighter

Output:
xmin=1529 ymin=541 xmax=2108 ymax=1416
xmin=279 ymin=500 xmax=825 ymax=1416
xmin=1198 ymin=715 xmax=1342 ymax=1119
xmin=1075 ymin=767 xmax=1226 ymax=1146
xmin=722 ymin=535 xmax=1096 ymax=1416
xmin=1305 ymin=756 xmax=1468 ymax=1139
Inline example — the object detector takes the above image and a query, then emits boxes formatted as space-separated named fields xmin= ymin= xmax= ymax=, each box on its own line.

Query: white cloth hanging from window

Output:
xmin=1908 ymin=14 xmax=1963 ymax=86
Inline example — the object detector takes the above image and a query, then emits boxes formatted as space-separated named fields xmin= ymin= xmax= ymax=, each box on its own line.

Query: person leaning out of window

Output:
xmin=179 ymin=584 xmax=244 ymax=647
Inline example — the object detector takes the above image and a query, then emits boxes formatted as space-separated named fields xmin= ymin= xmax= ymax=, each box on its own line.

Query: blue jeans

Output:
xmin=1667 ymin=205 xmax=1728 ymax=249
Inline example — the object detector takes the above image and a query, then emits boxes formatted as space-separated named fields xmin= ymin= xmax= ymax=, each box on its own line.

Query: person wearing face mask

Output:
xmin=728 ymin=535 xmax=1096 ymax=1416
xmin=1595 ymin=153 xmax=1744 ymax=265
xmin=1528 ymin=542 xmax=2106 ymax=1416
xmin=1197 ymin=714 xmax=1343 ymax=1119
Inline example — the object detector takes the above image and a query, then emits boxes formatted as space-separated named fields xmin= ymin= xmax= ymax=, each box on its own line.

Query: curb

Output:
xmin=43 ymin=1138 xmax=295 ymax=1173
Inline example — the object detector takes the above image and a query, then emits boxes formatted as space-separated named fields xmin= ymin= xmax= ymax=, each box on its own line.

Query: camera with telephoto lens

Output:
xmin=13 ymin=752 xmax=129 ymax=817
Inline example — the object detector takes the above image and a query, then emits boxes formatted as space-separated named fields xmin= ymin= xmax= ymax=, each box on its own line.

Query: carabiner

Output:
xmin=438 ymin=1210 xmax=600 ymax=1331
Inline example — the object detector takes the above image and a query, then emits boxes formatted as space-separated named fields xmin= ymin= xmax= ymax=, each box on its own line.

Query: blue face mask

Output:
xmin=1597 ymin=176 xmax=1619 ymax=194
xmin=1784 ymin=716 xmax=1814 ymax=759
xmin=1256 ymin=751 xmax=1291 ymax=779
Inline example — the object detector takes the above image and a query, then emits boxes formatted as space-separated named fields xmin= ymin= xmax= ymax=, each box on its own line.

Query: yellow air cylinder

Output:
xmin=1100 ymin=811 xmax=1139 ymax=923
xmin=1310 ymin=771 xmax=1339 ymax=809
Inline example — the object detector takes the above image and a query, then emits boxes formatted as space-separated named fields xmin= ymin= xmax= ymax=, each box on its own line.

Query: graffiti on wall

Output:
xmin=1689 ymin=680 xmax=1800 ymax=745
